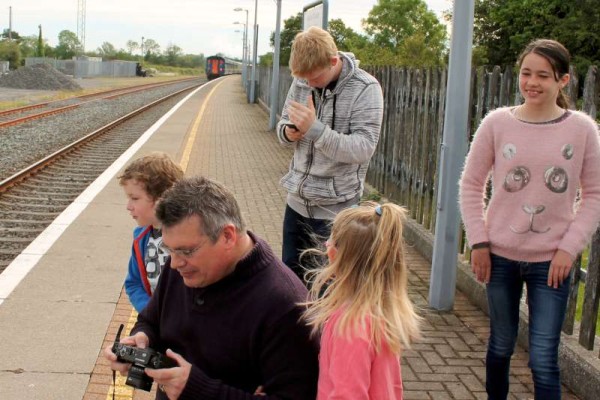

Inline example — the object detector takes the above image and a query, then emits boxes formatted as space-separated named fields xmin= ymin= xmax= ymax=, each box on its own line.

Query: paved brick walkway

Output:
xmin=84 ymin=76 xmax=578 ymax=399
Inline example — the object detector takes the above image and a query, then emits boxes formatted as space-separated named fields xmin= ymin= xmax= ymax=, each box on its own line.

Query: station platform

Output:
xmin=0 ymin=76 xmax=575 ymax=399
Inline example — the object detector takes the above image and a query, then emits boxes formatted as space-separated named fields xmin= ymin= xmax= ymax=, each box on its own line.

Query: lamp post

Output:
xmin=233 ymin=21 xmax=247 ymax=86
xmin=234 ymin=29 xmax=244 ymax=68
xmin=268 ymin=0 xmax=282 ymax=129
xmin=234 ymin=7 xmax=249 ymax=88
xmin=141 ymin=36 xmax=144 ymax=59
xmin=249 ymin=0 xmax=258 ymax=103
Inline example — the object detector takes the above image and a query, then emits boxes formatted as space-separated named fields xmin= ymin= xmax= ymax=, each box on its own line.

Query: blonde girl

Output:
xmin=303 ymin=201 xmax=421 ymax=400
xmin=459 ymin=39 xmax=600 ymax=399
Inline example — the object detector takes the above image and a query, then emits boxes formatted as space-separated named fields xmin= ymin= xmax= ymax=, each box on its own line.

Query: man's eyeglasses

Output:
xmin=161 ymin=241 xmax=205 ymax=259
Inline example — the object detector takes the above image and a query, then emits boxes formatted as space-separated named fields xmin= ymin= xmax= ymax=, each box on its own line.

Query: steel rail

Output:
xmin=0 ymin=77 xmax=199 ymax=128
xmin=0 ymin=81 xmax=202 ymax=194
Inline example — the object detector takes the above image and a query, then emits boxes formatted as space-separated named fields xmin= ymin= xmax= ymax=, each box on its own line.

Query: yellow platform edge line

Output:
xmin=180 ymin=79 xmax=225 ymax=172
xmin=105 ymin=79 xmax=225 ymax=400
xmin=105 ymin=308 xmax=138 ymax=400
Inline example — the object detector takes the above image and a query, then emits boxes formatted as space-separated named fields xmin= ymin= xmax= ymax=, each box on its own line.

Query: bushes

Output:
xmin=145 ymin=63 xmax=202 ymax=76
xmin=0 ymin=40 xmax=21 ymax=69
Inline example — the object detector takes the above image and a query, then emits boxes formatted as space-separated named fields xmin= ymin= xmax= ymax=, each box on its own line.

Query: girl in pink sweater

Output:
xmin=459 ymin=39 xmax=600 ymax=400
xmin=302 ymin=202 xmax=421 ymax=400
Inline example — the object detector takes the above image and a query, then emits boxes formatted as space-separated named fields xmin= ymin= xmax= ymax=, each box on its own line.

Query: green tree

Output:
xmin=164 ymin=43 xmax=183 ymax=65
xmin=143 ymin=38 xmax=161 ymax=56
xmin=1 ymin=29 xmax=21 ymax=40
xmin=114 ymin=49 xmax=133 ymax=60
xmin=473 ymin=0 xmax=600 ymax=73
xmin=97 ymin=42 xmax=117 ymax=58
xmin=0 ymin=40 xmax=21 ymax=68
xmin=37 ymin=25 xmax=45 ymax=57
xmin=271 ymin=16 xmax=368 ymax=66
xmin=270 ymin=12 xmax=302 ymax=66
xmin=352 ymin=42 xmax=398 ymax=66
xmin=328 ymin=19 xmax=367 ymax=52
xmin=44 ymin=43 xmax=55 ymax=58
xmin=260 ymin=52 xmax=273 ymax=67
xmin=126 ymin=40 xmax=139 ymax=55
xmin=55 ymin=30 xmax=82 ymax=59
xmin=17 ymin=35 xmax=38 ymax=61
xmin=177 ymin=54 xmax=204 ymax=68
xmin=363 ymin=0 xmax=447 ymax=66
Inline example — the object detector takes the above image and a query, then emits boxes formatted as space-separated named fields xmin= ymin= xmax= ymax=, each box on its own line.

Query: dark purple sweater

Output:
xmin=132 ymin=232 xmax=319 ymax=400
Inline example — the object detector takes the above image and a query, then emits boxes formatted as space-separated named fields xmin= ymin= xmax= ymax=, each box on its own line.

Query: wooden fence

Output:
xmin=257 ymin=63 xmax=600 ymax=356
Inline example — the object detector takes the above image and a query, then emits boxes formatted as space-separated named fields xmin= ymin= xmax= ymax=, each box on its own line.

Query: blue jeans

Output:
xmin=282 ymin=205 xmax=330 ymax=283
xmin=486 ymin=254 xmax=570 ymax=400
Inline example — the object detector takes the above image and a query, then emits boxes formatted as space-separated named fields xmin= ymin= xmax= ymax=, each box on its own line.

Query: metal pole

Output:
xmin=241 ymin=30 xmax=246 ymax=82
xmin=234 ymin=8 xmax=249 ymax=88
xmin=268 ymin=0 xmax=282 ymax=129
xmin=244 ymin=10 xmax=249 ymax=88
xmin=249 ymin=0 xmax=258 ymax=103
xmin=8 ymin=6 xmax=12 ymax=40
xmin=234 ymin=22 xmax=246 ymax=83
xmin=429 ymin=0 xmax=474 ymax=310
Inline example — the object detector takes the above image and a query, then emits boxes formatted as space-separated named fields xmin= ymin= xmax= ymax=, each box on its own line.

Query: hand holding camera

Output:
xmin=107 ymin=324 xmax=177 ymax=392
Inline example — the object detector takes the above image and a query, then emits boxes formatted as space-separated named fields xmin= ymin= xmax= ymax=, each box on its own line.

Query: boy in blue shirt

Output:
xmin=118 ymin=152 xmax=183 ymax=312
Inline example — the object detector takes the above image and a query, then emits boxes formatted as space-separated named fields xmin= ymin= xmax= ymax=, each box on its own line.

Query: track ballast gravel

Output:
xmin=0 ymin=79 xmax=203 ymax=181
xmin=0 ymin=63 xmax=82 ymax=91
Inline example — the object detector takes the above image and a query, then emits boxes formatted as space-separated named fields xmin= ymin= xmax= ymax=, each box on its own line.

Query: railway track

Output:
xmin=0 ymin=77 xmax=198 ymax=128
xmin=0 ymin=80 xmax=205 ymax=273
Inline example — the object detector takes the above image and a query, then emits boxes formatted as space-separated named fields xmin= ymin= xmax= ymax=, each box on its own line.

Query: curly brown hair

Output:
xmin=118 ymin=152 xmax=184 ymax=200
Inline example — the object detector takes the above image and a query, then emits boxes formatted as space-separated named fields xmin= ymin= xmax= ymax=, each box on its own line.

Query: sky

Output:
xmin=3 ymin=0 xmax=452 ymax=59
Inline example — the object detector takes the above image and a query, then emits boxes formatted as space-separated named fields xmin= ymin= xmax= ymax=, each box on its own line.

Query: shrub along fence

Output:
xmin=256 ymin=63 xmax=600 ymax=360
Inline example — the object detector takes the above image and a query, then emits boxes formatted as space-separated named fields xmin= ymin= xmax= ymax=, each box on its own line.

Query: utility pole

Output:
xmin=8 ymin=6 xmax=12 ymax=40
xmin=77 ymin=0 xmax=86 ymax=53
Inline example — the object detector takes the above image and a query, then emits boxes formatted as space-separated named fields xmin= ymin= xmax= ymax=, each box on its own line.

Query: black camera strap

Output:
xmin=112 ymin=370 xmax=116 ymax=400
xmin=112 ymin=324 xmax=125 ymax=400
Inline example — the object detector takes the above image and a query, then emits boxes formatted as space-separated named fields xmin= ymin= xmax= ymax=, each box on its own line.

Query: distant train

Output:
xmin=205 ymin=56 xmax=243 ymax=80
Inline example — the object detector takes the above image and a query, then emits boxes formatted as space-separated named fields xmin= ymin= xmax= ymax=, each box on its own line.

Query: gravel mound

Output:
xmin=0 ymin=63 xmax=82 ymax=91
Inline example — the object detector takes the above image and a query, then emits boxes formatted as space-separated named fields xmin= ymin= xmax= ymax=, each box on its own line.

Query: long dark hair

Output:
xmin=517 ymin=39 xmax=571 ymax=109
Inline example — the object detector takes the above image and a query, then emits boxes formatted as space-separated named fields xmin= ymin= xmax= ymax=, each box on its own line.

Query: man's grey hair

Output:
xmin=156 ymin=176 xmax=246 ymax=241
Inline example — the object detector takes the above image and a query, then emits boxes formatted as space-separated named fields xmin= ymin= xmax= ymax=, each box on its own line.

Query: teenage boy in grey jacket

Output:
xmin=276 ymin=26 xmax=384 ymax=282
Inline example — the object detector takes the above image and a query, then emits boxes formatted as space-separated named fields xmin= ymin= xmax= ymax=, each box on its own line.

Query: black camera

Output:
xmin=112 ymin=324 xmax=177 ymax=391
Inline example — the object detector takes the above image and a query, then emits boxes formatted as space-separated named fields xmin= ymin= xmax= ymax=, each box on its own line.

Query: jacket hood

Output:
xmin=334 ymin=52 xmax=358 ymax=92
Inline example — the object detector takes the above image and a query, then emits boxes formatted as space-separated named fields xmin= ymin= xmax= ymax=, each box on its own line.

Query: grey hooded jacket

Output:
xmin=277 ymin=52 xmax=384 ymax=219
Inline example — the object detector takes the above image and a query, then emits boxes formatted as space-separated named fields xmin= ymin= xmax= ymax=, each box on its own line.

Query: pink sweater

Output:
xmin=460 ymin=107 xmax=600 ymax=262
xmin=317 ymin=309 xmax=403 ymax=400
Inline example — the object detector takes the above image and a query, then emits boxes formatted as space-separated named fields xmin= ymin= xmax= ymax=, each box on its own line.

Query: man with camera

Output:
xmin=104 ymin=176 xmax=318 ymax=399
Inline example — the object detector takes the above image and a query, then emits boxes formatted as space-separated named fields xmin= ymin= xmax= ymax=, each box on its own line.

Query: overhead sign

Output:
xmin=303 ymin=0 xmax=329 ymax=30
